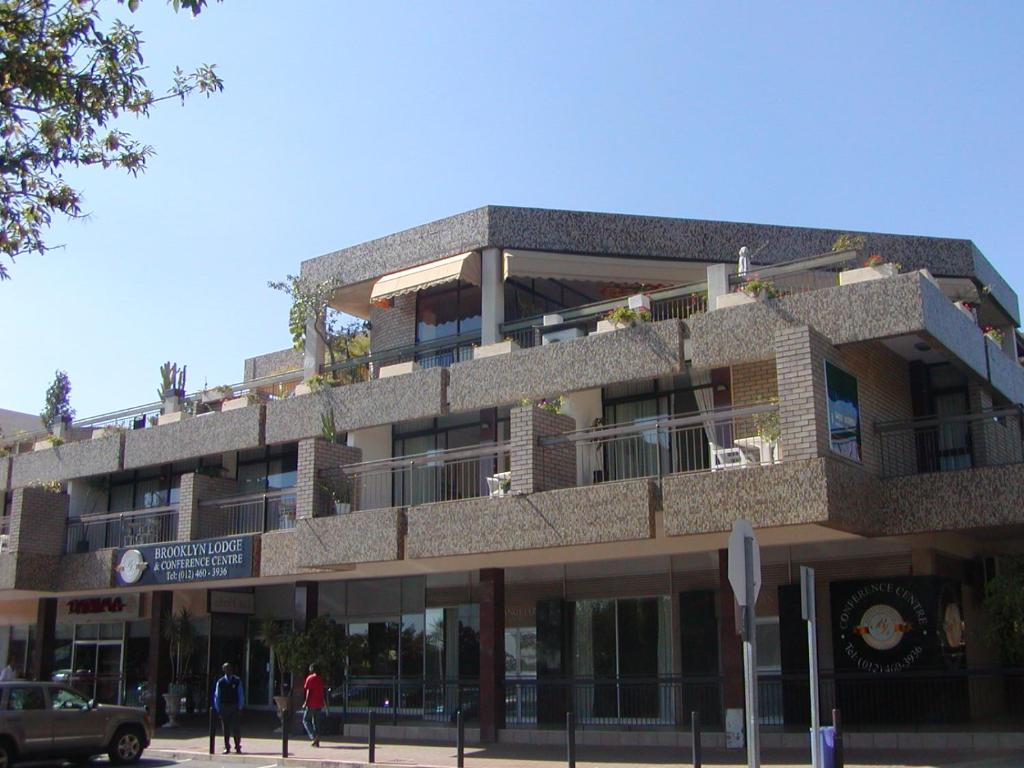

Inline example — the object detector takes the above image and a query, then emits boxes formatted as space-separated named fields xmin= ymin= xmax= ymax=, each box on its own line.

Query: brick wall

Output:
xmin=731 ymin=359 xmax=778 ymax=440
xmin=296 ymin=438 xmax=362 ymax=519
xmin=9 ymin=487 xmax=68 ymax=556
xmin=370 ymin=294 xmax=417 ymax=355
xmin=178 ymin=473 xmax=238 ymax=541
xmin=510 ymin=406 xmax=576 ymax=494
xmin=775 ymin=325 xmax=833 ymax=463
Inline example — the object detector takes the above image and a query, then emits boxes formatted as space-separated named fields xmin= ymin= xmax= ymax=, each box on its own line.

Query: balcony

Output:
xmin=65 ymin=506 xmax=178 ymax=554
xmin=325 ymin=443 xmax=511 ymax=512
xmin=878 ymin=407 xmax=1024 ymax=478
xmin=196 ymin=489 xmax=297 ymax=538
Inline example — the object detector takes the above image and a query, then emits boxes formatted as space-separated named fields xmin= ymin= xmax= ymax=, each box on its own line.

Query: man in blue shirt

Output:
xmin=212 ymin=662 xmax=244 ymax=754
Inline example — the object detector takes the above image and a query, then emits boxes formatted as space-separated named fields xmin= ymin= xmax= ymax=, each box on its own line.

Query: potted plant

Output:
xmin=740 ymin=276 xmax=780 ymax=301
xmin=158 ymin=362 xmax=187 ymax=413
xmin=755 ymin=404 xmax=781 ymax=464
xmin=321 ymin=481 xmax=352 ymax=515
xmin=40 ymin=369 xmax=75 ymax=440
xmin=839 ymin=254 xmax=901 ymax=286
xmin=984 ymin=325 xmax=1006 ymax=346
xmin=161 ymin=608 xmax=196 ymax=727
xmin=595 ymin=305 xmax=652 ymax=333
xmin=256 ymin=618 xmax=296 ymax=730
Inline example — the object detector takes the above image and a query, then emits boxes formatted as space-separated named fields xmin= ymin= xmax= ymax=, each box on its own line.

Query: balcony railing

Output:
xmin=727 ymin=248 xmax=859 ymax=296
xmin=325 ymin=443 xmax=511 ymax=512
xmin=65 ymin=506 xmax=179 ymax=554
xmin=877 ymin=406 xmax=1024 ymax=478
xmin=322 ymin=331 xmax=481 ymax=381
xmin=501 ymin=283 xmax=708 ymax=350
xmin=196 ymin=489 xmax=297 ymax=538
xmin=0 ymin=516 xmax=10 ymax=554
xmin=542 ymin=404 xmax=780 ymax=484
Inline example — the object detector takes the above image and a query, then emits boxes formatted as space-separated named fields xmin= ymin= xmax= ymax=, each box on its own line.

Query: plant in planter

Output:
xmin=831 ymin=233 xmax=866 ymax=253
xmin=157 ymin=361 xmax=187 ymax=401
xmin=839 ymin=253 xmax=901 ymax=285
xmin=162 ymin=607 xmax=196 ymax=727
xmin=740 ymin=276 xmax=780 ymax=300
xmin=320 ymin=480 xmax=352 ymax=515
xmin=320 ymin=410 xmax=344 ymax=444
xmin=40 ymin=369 xmax=75 ymax=436
xmin=520 ymin=395 xmax=564 ymax=414
xmin=605 ymin=305 xmax=652 ymax=327
xmin=984 ymin=326 xmax=1006 ymax=346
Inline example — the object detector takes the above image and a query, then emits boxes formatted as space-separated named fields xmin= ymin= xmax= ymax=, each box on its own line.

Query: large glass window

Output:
xmin=825 ymin=361 xmax=861 ymax=462
xmin=416 ymin=282 xmax=481 ymax=343
xmin=236 ymin=445 xmax=298 ymax=494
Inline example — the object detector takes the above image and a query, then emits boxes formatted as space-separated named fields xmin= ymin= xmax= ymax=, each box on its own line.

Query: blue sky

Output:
xmin=3 ymin=1 xmax=1023 ymax=418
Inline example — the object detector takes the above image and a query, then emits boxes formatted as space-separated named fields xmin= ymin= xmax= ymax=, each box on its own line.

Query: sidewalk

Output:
xmin=148 ymin=727 xmax=1021 ymax=768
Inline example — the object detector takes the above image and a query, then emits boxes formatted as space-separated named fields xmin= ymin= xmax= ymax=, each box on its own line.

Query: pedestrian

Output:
xmin=303 ymin=663 xmax=326 ymax=747
xmin=212 ymin=662 xmax=244 ymax=754
xmin=0 ymin=656 xmax=17 ymax=681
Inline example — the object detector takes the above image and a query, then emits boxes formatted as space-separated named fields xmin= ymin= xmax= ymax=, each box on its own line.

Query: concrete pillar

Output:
xmin=717 ymin=550 xmax=744 ymax=713
xmin=303 ymin=311 xmax=326 ymax=379
xmin=32 ymin=598 xmax=57 ymax=682
xmin=480 ymin=247 xmax=505 ymax=345
xmin=147 ymin=591 xmax=173 ymax=723
xmin=478 ymin=568 xmax=505 ymax=742
xmin=294 ymin=581 xmax=319 ymax=633
xmin=707 ymin=264 xmax=730 ymax=311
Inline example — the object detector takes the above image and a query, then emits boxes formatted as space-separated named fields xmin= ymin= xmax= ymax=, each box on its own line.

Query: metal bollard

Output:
xmin=566 ymin=710 xmax=576 ymax=768
xmin=832 ymin=708 xmax=844 ymax=768
xmin=368 ymin=709 xmax=377 ymax=764
xmin=457 ymin=708 xmax=465 ymax=768
xmin=208 ymin=707 xmax=216 ymax=755
xmin=691 ymin=710 xmax=701 ymax=768
xmin=282 ymin=702 xmax=289 ymax=758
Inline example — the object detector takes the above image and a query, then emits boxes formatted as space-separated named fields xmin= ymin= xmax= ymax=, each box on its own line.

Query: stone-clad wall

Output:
xmin=178 ymin=473 xmax=238 ymax=542
xmin=264 ymin=367 xmax=448 ymax=445
xmin=0 ymin=456 xmax=9 ymax=491
xmin=986 ymin=338 xmax=1024 ymax=406
xmin=55 ymin=550 xmax=115 ymax=591
xmin=243 ymin=347 xmax=303 ymax=381
xmin=370 ymin=294 xmax=416 ymax=354
xmin=405 ymin=480 xmax=656 ymax=559
xmin=10 ymin=433 xmax=124 ymax=488
xmin=447 ymin=320 xmax=684 ymax=413
xmin=123 ymin=406 xmax=264 ymax=470
xmin=9 ymin=487 xmax=68 ymax=556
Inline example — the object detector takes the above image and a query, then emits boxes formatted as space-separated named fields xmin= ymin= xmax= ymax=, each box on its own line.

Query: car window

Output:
xmin=51 ymin=687 xmax=90 ymax=710
xmin=7 ymin=687 xmax=46 ymax=711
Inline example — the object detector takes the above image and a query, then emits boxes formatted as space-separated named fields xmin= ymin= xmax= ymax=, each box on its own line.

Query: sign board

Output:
xmin=208 ymin=589 xmax=255 ymax=615
xmin=114 ymin=535 xmax=255 ymax=587
xmin=57 ymin=594 xmax=140 ymax=624
xmin=727 ymin=519 xmax=761 ymax=607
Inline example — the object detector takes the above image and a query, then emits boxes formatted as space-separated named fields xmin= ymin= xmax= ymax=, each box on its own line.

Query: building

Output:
xmin=2 ymin=206 xmax=1022 ymax=746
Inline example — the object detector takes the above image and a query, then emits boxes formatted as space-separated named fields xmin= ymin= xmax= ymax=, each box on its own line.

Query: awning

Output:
xmin=503 ymin=249 xmax=705 ymax=285
xmin=370 ymin=251 xmax=481 ymax=302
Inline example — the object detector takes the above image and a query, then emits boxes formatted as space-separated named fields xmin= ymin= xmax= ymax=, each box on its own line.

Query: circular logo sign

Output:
xmin=116 ymin=549 xmax=148 ymax=584
xmin=855 ymin=604 xmax=909 ymax=651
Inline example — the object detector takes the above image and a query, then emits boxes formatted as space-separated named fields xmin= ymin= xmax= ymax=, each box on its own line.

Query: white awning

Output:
xmin=370 ymin=251 xmax=481 ymax=302
xmin=503 ymin=249 xmax=705 ymax=285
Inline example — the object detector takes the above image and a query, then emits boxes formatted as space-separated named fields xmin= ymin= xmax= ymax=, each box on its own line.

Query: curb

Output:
xmin=152 ymin=747 xmax=451 ymax=768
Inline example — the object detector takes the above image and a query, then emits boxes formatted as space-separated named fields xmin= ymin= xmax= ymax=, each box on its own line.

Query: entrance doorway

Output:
xmin=70 ymin=624 xmax=125 ymax=704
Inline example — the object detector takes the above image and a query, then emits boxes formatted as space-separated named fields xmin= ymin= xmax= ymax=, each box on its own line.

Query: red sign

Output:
xmin=66 ymin=597 xmax=126 ymax=616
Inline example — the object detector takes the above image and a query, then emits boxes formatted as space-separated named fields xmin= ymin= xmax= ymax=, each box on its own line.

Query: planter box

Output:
xmin=378 ymin=361 xmax=419 ymax=378
xmin=157 ymin=411 xmax=187 ymax=426
xmin=221 ymin=396 xmax=252 ymax=412
xmin=628 ymin=293 xmax=652 ymax=311
xmin=593 ymin=319 xmax=624 ymax=334
xmin=954 ymin=303 xmax=977 ymax=322
xmin=91 ymin=428 xmax=122 ymax=441
xmin=473 ymin=339 xmax=520 ymax=359
xmin=714 ymin=291 xmax=756 ymax=310
xmin=334 ymin=501 xmax=351 ymax=515
xmin=839 ymin=263 xmax=899 ymax=286
xmin=293 ymin=382 xmax=313 ymax=397
xmin=542 ymin=313 xmax=564 ymax=326
xmin=33 ymin=439 xmax=54 ymax=452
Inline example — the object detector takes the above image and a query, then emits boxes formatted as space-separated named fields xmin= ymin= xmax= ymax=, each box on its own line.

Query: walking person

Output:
xmin=212 ymin=662 xmax=244 ymax=754
xmin=303 ymin=663 xmax=326 ymax=747
xmin=0 ymin=656 xmax=17 ymax=681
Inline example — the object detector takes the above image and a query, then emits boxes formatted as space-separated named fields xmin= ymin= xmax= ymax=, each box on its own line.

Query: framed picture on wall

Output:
xmin=824 ymin=361 xmax=861 ymax=462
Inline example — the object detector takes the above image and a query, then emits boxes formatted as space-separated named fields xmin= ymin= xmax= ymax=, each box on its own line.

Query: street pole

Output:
xmin=801 ymin=566 xmax=821 ymax=768
xmin=742 ymin=536 xmax=760 ymax=768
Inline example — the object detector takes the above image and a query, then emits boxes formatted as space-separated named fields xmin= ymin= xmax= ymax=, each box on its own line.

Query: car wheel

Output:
xmin=0 ymin=739 xmax=14 ymax=768
xmin=108 ymin=726 xmax=145 ymax=765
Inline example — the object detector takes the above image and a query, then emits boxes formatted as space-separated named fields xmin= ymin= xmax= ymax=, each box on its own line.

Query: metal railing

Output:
xmin=543 ymin=404 xmax=780 ymax=484
xmin=877 ymin=406 xmax=1024 ymax=478
xmin=727 ymin=248 xmax=859 ymax=297
xmin=197 ymin=490 xmax=297 ymax=538
xmin=327 ymin=678 xmax=481 ymax=725
xmin=65 ymin=506 xmax=179 ymax=553
xmin=323 ymin=332 xmax=481 ymax=380
xmin=328 ymin=443 xmax=512 ymax=511
xmin=501 ymin=283 xmax=708 ymax=349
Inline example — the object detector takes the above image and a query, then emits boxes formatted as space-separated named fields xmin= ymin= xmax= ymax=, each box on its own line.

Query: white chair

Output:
xmin=486 ymin=471 xmax=511 ymax=497
xmin=710 ymin=443 xmax=752 ymax=471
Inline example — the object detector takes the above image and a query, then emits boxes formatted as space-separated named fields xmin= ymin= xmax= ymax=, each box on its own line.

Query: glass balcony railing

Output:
xmin=196 ymin=489 xmax=297 ymax=538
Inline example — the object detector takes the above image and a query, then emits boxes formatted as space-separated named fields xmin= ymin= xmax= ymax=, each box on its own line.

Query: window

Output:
xmin=236 ymin=446 xmax=298 ymax=494
xmin=51 ymin=687 xmax=89 ymax=710
xmin=504 ymin=627 xmax=537 ymax=677
xmin=7 ymin=686 xmax=45 ymax=711
xmin=416 ymin=282 xmax=481 ymax=343
xmin=755 ymin=618 xmax=781 ymax=672
xmin=825 ymin=361 xmax=861 ymax=462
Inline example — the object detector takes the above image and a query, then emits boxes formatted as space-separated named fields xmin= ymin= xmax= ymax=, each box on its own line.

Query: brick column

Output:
xmin=148 ymin=591 xmax=173 ymax=723
xmin=774 ymin=325 xmax=834 ymax=462
xmin=177 ymin=473 xmax=238 ymax=541
xmin=296 ymin=438 xmax=362 ymax=519
xmin=478 ymin=568 xmax=505 ymax=742
xmin=10 ymin=487 xmax=68 ymax=556
xmin=717 ymin=550 xmax=744 ymax=713
xmin=32 ymin=598 xmax=57 ymax=682
xmin=510 ymin=406 xmax=576 ymax=495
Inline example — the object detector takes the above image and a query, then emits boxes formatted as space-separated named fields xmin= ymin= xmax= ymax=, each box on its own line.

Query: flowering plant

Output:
xmin=740 ymin=275 xmax=780 ymax=299
xmin=984 ymin=326 xmax=1005 ymax=345
xmin=605 ymin=306 xmax=651 ymax=326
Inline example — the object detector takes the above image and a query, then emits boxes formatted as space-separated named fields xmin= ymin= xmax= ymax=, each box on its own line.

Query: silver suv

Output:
xmin=0 ymin=682 xmax=151 ymax=767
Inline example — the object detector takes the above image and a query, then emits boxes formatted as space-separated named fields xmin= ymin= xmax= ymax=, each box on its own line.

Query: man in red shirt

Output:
xmin=302 ymin=663 xmax=327 ymax=747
